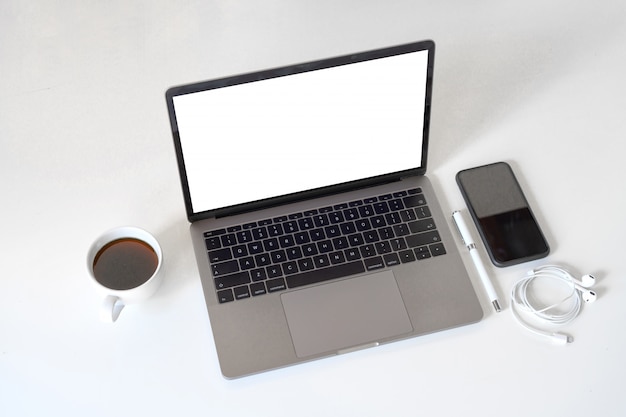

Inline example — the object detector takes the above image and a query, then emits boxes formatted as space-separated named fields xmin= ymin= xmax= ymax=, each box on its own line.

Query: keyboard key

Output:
xmin=363 ymin=230 xmax=380 ymax=243
xmin=403 ymin=194 xmax=427 ymax=208
xmin=388 ymin=199 xmax=405 ymax=211
xmin=205 ymin=228 xmax=226 ymax=238
xmin=232 ymin=245 xmax=248 ymax=258
xmin=400 ymin=209 xmax=417 ymax=222
xmin=250 ymin=268 xmax=267 ymax=281
xmin=211 ymin=259 xmax=239 ymax=276
xmin=233 ymin=286 xmax=251 ymax=300
xmin=247 ymin=242 xmax=264 ymax=254
xmin=359 ymin=205 xmax=374 ymax=217
xmin=393 ymin=223 xmax=411 ymax=237
xmin=430 ymin=243 xmax=446 ymax=256
xmin=371 ymin=215 xmax=386 ymax=228
xmin=313 ymin=214 xmax=329 ymax=227
xmin=408 ymin=219 xmax=436 ymax=233
xmin=310 ymin=228 xmax=326 ymax=241
xmin=254 ymin=253 xmax=271 ymax=267
xmin=286 ymin=261 xmax=366 ymax=289
xmin=252 ymin=227 xmax=268 ymax=240
xmin=360 ymin=244 xmax=376 ymax=258
xmin=355 ymin=219 xmax=372 ymax=231
xmin=383 ymin=253 xmax=401 ymax=266
xmin=297 ymin=257 xmax=315 ymax=272
xmin=263 ymin=238 xmax=279 ymax=251
xmin=332 ymin=236 xmax=349 ymax=250
xmin=214 ymin=271 xmax=250 ymax=289
xmin=270 ymin=249 xmax=287 ymax=264
xmin=317 ymin=240 xmax=333 ymax=253
xmin=373 ymin=202 xmax=390 ymax=214
xmin=268 ymin=224 xmax=284 ymax=237
xmin=348 ymin=233 xmax=364 ymax=247
xmin=324 ymin=225 xmax=341 ymax=238
xmin=385 ymin=212 xmax=402 ymax=225
xmin=414 ymin=246 xmax=431 ymax=260
xmin=286 ymin=246 xmax=303 ymax=260
xmin=340 ymin=221 xmax=356 ymax=234
xmin=205 ymin=236 xmax=221 ymax=250
xmin=298 ymin=217 xmax=315 ymax=230
xmin=329 ymin=251 xmax=346 ymax=265
xmin=294 ymin=231 xmax=310 ymax=245
xmin=279 ymin=235 xmax=295 ymax=248
xmin=302 ymin=243 xmax=318 ymax=256
xmin=266 ymin=265 xmax=283 ymax=279
xmin=406 ymin=231 xmax=441 ymax=248
xmin=313 ymin=254 xmax=330 ymax=268
xmin=344 ymin=248 xmax=362 ymax=261
xmin=217 ymin=289 xmax=234 ymax=303
xmin=343 ymin=208 xmax=360 ymax=221
xmin=208 ymin=248 xmax=232 ymax=263
xmin=283 ymin=221 xmax=299 ymax=233
xmin=415 ymin=206 xmax=432 ymax=219
xmin=238 ymin=257 xmax=255 ymax=270
xmin=375 ymin=241 xmax=392 ymax=254
xmin=379 ymin=227 xmax=394 ymax=240
xmin=267 ymin=278 xmax=287 ymax=292
xmin=236 ymin=230 xmax=252 ymax=244
xmin=364 ymin=256 xmax=385 ymax=271
xmin=282 ymin=261 xmax=299 ymax=275
xmin=399 ymin=249 xmax=416 ymax=263
xmin=389 ymin=237 xmax=408 ymax=251
xmin=329 ymin=211 xmax=345 ymax=224
xmin=250 ymin=282 xmax=267 ymax=296
xmin=221 ymin=233 xmax=237 ymax=247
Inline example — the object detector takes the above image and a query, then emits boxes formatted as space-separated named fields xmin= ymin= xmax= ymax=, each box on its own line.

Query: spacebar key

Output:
xmin=286 ymin=261 xmax=366 ymax=289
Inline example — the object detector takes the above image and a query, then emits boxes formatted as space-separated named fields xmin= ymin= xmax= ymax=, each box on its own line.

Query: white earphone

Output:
xmin=510 ymin=265 xmax=598 ymax=344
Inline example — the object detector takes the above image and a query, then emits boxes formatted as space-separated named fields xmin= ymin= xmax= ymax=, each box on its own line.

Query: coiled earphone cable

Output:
xmin=510 ymin=265 xmax=595 ymax=344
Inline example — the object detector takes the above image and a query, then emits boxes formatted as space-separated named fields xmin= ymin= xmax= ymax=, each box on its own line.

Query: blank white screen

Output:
xmin=173 ymin=49 xmax=429 ymax=214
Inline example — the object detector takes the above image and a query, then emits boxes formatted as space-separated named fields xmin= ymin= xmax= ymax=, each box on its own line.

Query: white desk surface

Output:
xmin=2 ymin=1 xmax=625 ymax=416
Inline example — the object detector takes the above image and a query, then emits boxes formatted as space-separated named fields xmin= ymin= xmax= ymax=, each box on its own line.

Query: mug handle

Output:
xmin=101 ymin=295 xmax=125 ymax=322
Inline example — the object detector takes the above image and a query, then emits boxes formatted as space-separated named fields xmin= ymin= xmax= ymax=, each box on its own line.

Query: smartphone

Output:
xmin=456 ymin=162 xmax=549 ymax=267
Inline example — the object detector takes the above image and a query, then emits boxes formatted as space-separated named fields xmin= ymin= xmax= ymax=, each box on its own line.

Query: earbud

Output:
xmin=577 ymin=274 xmax=596 ymax=288
xmin=573 ymin=284 xmax=597 ymax=303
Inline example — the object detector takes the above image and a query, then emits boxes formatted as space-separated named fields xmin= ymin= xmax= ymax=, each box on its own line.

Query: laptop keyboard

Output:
xmin=204 ymin=188 xmax=446 ymax=303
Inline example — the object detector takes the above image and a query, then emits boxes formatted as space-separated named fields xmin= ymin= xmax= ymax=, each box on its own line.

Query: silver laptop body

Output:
xmin=166 ymin=40 xmax=483 ymax=378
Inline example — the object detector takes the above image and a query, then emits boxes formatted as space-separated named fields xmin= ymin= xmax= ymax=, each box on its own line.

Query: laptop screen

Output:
xmin=167 ymin=41 xmax=434 ymax=220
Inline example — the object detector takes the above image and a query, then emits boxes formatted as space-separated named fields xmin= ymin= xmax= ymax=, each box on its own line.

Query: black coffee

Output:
xmin=93 ymin=238 xmax=159 ymax=290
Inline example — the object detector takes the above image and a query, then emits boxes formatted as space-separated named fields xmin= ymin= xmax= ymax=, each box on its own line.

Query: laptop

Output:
xmin=165 ymin=40 xmax=483 ymax=378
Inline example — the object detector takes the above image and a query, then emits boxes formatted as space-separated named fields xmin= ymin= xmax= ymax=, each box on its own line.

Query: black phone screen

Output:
xmin=456 ymin=162 xmax=549 ymax=267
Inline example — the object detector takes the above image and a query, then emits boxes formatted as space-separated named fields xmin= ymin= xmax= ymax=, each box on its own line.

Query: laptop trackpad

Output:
xmin=281 ymin=270 xmax=413 ymax=358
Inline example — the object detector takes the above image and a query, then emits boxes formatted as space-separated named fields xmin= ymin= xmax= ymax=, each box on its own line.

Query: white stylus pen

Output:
xmin=452 ymin=210 xmax=502 ymax=313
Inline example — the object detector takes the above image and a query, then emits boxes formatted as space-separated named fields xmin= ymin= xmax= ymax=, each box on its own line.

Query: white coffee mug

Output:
xmin=87 ymin=226 xmax=163 ymax=322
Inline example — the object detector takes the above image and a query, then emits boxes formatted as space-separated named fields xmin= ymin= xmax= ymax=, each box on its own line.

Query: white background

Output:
xmin=173 ymin=50 xmax=426 ymax=213
xmin=1 ymin=1 xmax=625 ymax=417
